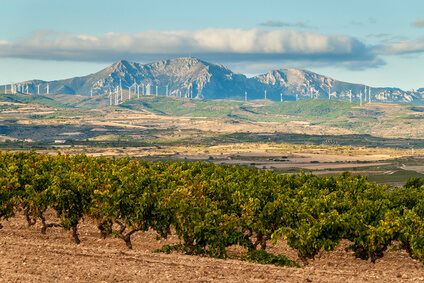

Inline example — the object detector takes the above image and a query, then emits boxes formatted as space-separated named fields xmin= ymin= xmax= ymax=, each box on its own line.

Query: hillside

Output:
xmin=2 ymin=93 xmax=424 ymax=143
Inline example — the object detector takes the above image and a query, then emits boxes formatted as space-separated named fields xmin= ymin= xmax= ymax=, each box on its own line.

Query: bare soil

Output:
xmin=1 ymin=211 xmax=424 ymax=282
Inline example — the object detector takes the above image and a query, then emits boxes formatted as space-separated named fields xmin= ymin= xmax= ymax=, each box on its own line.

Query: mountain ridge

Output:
xmin=1 ymin=57 xmax=423 ymax=105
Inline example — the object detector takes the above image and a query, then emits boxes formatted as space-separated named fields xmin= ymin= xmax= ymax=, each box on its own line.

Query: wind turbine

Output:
xmin=280 ymin=93 xmax=283 ymax=102
xmin=46 ymin=84 xmax=49 ymax=94
xmin=128 ymin=85 xmax=132 ymax=100
xmin=166 ymin=84 xmax=169 ymax=96
xmin=146 ymin=84 xmax=151 ymax=95
xmin=90 ymin=88 xmax=93 ymax=98
xmin=349 ymin=90 xmax=352 ymax=102
xmin=25 ymin=84 xmax=29 ymax=94
xmin=37 ymin=84 xmax=40 ymax=95
xmin=108 ymin=88 xmax=113 ymax=106
xmin=245 ymin=91 xmax=247 ymax=102
xmin=369 ymin=87 xmax=371 ymax=103
xmin=264 ymin=90 xmax=267 ymax=100
xmin=156 ymin=85 xmax=158 ymax=97
xmin=119 ymin=79 xmax=123 ymax=101
xmin=364 ymin=86 xmax=367 ymax=102
xmin=115 ymin=86 xmax=119 ymax=105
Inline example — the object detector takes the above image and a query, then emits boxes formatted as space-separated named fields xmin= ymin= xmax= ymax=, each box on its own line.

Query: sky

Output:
xmin=0 ymin=0 xmax=423 ymax=90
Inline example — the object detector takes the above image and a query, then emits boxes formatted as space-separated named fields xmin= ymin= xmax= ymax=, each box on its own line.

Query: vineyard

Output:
xmin=1 ymin=150 xmax=424 ymax=268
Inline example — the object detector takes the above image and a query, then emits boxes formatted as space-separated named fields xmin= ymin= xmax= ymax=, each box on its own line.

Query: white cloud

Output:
xmin=0 ymin=28 xmax=381 ymax=70
xmin=382 ymin=37 xmax=424 ymax=54
xmin=413 ymin=18 xmax=424 ymax=27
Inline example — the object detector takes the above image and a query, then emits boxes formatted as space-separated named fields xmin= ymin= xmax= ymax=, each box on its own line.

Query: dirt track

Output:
xmin=1 ymin=211 xmax=424 ymax=282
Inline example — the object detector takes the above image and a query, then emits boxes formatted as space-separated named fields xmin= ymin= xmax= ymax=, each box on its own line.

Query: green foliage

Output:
xmin=2 ymin=151 xmax=424 ymax=267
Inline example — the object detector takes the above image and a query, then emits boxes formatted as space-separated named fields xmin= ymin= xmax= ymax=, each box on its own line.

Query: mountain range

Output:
xmin=2 ymin=57 xmax=424 ymax=105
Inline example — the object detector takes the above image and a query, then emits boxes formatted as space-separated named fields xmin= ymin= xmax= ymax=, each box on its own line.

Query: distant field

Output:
xmin=1 ymin=94 xmax=423 ymax=186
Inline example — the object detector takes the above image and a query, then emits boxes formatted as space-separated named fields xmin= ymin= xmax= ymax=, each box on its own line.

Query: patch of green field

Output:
xmin=257 ymin=99 xmax=357 ymax=120
xmin=0 ymin=93 xmax=70 ymax=108
xmin=121 ymin=96 xmax=246 ymax=117
xmin=0 ymin=104 xmax=24 ymax=111
xmin=407 ymin=106 xmax=424 ymax=112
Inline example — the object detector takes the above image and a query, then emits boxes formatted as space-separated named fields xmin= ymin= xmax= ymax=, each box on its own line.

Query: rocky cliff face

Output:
xmin=4 ymin=57 xmax=424 ymax=105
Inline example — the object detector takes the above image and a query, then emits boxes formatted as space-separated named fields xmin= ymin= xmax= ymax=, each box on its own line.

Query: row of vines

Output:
xmin=1 ymin=150 xmax=424 ymax=267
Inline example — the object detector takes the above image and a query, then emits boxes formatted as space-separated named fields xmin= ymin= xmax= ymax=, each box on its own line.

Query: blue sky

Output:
xmin=1 ymin=0 xmax=423 ymax=90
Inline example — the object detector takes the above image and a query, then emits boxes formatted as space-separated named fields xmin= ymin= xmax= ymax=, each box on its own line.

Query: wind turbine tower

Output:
xmin=156 ymin=85 xmax=158 ymax=97
xmin=245 ymin=91 xmax=247 ymax=102
xmin=369 ymin=87 xmax=371 ymax=103
xmin=46 ymin=84 xmax=49 ymax=94
xmin=119 ymin=79 xmax=123 ymax=101
xmin=115 ymin=87 xmax=119 ymax=105
xmin=166 ymin=85 xmax=169 ymax=96
xmin=349 ymin=90 xmax=352 ymax=102
xmin=128 ymin=85 xmax=132 ymax=100
xmin=146 ymin=84 xmax=151 ymax=95
xmin=264 ymin=90 xmax=267 ymax=100
xmin=281 ymin=93 xmax=283 ymax=102
xmin=37 ymin=85 xmax=40 ymax=95
xmin=364 ymin=86 xmax=367 ymax=102
xmin=328 ymin=86 xmax=331 ymax=99
xmin=90 ymin=88 xmax=93 ymax=98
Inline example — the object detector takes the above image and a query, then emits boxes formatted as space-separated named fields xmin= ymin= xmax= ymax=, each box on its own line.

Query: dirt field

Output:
xmin=1 ymin=211 xmax=424 ymax=282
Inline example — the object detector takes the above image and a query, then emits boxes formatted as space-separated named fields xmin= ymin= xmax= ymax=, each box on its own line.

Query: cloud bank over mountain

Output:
xmin=0 ymin=28 xmax=382 ymax=71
